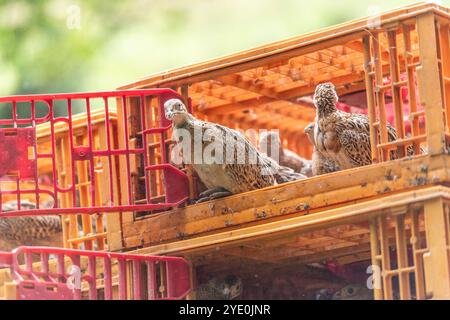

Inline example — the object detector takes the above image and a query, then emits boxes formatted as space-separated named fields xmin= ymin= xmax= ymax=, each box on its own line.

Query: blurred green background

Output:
xmin=0 ymin=0 xmax=448 ymax=96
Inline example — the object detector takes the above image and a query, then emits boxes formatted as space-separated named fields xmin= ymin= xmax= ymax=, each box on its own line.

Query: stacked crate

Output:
xmin=115 ymin=3 xmax=450 ymax=300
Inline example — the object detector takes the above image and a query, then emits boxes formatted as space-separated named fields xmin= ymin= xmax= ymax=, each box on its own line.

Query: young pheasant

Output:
xmin=164 ymin=99 xmax=305 ymax=202
xmin=0 ymin=200 xmax=62 ymax=252
xmin=259 ymin=131 xmax=313 ymax=177
xmin=304 ymin=122 xmax=340 ymax=175
xmin=313 ymin=82 xmax=419 ymax=170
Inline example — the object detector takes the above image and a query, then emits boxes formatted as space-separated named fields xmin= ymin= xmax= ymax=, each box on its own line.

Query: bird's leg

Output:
xmin=196 ymin=187 xmax=232 ymax=203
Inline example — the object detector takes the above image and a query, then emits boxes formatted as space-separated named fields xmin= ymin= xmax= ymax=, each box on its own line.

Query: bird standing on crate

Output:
xmin=164 ymin=99 xmax=306 ymax=203
xmin=259 ymin=131 xmax=313 ymax=177
xmin=0 ymin=199 xmax=62 ymax=252
xmin=304 ymin=122 xmax=340 ymax=175
xmin=312 ymin=82 xmax=419 ymax=170
xmin=195 ymin=275 xmax=242 ymax=300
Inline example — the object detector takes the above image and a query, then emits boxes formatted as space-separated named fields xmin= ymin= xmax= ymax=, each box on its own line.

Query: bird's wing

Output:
xmin=335 ymin=113 xmax=422 ymax=164
xmin=349 ymin=116 xmax=415 ymax=157
xmin=206 ymin=122 xmax=277 ymax=192
xmin=337 ymin=129 xmax=372 ymax=168
xmin=332 ymin=113 xmax=372 ymax=168
xmin=339 ymin=112 xmax=371 ymax=133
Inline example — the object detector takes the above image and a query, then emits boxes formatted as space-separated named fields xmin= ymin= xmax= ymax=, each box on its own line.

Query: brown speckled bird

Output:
xmin=0 ymin=200 xmax=62 ymax=252
xmin=259 ymin=131 xmax=313 ymax=177
xmin=304 ymin=123 xmax=340 ymax=175
xmin=164 ymin=99 xmax=306 ymax=203
xmin=313 ymin=82 xmax=419 ymax=170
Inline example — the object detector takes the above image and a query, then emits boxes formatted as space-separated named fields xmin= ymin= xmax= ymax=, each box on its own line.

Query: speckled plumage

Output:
xmin=304 ymin=123 xmax=340 ymax=175
xmin=195 ymin=275 xmax=242 ymax=300
xmin=164 ymin=99 xmax=305 ymax=201
xmin=313 ymin=83 xmax=420 ymax=170
xmin=259 ymin=131 xmax=313 ymax=177
xmin=0 ymin=200 xmax=62 ymax=252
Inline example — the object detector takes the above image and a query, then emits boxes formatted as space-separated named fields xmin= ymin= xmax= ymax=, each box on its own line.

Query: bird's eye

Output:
xmin=347 ymin=287 xmax=354 ymax=294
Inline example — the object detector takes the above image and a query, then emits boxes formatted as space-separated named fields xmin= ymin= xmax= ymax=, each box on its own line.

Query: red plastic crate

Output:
xmin=1 ymin=246 xmax=191 ymax=300
xmin=0 ymin=89 xmax=190 ymax=217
